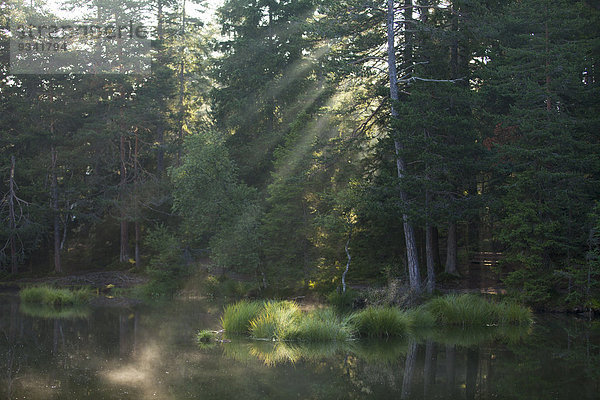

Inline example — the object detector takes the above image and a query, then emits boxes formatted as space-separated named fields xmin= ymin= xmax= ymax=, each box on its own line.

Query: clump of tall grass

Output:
xmin=20 ymin=285 xmax=93 ymax=306
xmin=347 ymin=306 xmax=412 ymax=337
xmin=249 ymin=300 xmax=300 ymax=339
xmin=283 ymin=308 xmax=354 ymax=342
xmin=221 ymin=300 xmax=263 ymax=334
xmin=222 ymin=300 xmax=354 ymax=342
xmin=424 ymin=294 xmax=532 ymax=326
xmin=406 ymin=306 xmax=436 ymax=329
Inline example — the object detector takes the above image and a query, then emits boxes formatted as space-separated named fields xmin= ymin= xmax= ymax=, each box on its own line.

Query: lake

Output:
xmin=1 ymin=294 xmax=598 ymax=399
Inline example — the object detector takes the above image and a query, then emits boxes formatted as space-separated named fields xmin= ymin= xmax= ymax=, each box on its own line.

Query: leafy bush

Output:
xmin=20 ymin=285 xmax=93 ymax=306
xmin=142 ymin=225 xmax=190 ymax=299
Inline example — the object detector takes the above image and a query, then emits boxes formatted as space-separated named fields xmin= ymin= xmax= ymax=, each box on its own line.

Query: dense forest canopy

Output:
xmin=1 ymin=0 xmax=599 ymax=309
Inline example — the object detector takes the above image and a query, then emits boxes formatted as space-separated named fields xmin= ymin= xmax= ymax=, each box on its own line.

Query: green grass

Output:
xmin=196 ymin=329 xmax=217 ymax=343
xmin=220 ymin=295 xmax=532 ymax=344
xmin=249 ymin=300 xmax=300 ymax=340
xmin=222 ymin=301 xmax=354 ymax=342
xmin=19 ymin=285 xmax=93 ymax=306
xmin=424 ymin=294 xmax=533 ymax=326
xmin=347 ymin=306 xmax=412 ymax=337
xmin=282 ymin=308 xmax=354 ymax=342
xmin=221 ymin=300 xmax=263 ymax=334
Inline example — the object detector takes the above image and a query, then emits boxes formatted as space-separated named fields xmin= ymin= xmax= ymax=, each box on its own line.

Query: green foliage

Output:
xmin=221 ymin=300 xmax=263 ymax=334
xmin=424 ymin=294 xmax=533 ymax=326
xmin=347 ymin=307 xmax=412 ymax=338
xmin=326 ymin=289 xmax=359 ymax=313
xmin=141 ymin=225 xmax=190 ymax=299
xmin=172 ymin=132 xmax=262 ymax=277
xmin=19 ymin=285 xmax=93 ymax=306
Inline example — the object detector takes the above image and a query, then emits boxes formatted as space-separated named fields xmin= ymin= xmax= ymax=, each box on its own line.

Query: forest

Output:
xmin=1 ymin=0 xmax=599 ymax=312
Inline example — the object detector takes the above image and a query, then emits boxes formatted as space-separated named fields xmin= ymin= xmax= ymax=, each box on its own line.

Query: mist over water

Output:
xmin=0 ymin=294 xmax=598 ymax=399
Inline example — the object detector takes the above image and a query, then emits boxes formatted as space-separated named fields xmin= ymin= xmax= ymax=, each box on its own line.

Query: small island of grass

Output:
xmin=19 ymin=285 xmax=94 ymax=306
xmin=217 ymin=294 xmax=533 ymax=343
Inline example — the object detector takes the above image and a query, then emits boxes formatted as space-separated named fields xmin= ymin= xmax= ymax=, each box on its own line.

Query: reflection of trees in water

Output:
xmin=0 ymin=299 xmax=141 ymax=398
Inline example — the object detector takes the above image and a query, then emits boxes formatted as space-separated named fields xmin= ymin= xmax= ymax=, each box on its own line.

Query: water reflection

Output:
xmin=0 ymin=294 xmax=598 ymax=400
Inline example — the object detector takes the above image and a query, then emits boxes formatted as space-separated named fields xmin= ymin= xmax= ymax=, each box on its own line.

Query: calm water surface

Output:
xmin=1 ymin=294 xmax=598 ymax=399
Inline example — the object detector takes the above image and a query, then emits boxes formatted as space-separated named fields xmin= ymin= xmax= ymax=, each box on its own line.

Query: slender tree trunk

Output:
xmin=177 ymin=0 xmax=186 ymax=166
xmin=387 ymin=0 xmax=421 ymax=292
xmin=432 ymin=226 xmax=441 ymax=269
xmin=51 ymin=147 xmax=62 ymax=273
xmin=134 ymin=131 xmax=141 ymax=268
xmin=426 ymin=224 xmax=436 ymax=293
xmin=342 ymin=231 xmax=352 ymax=293
xmin=8 ymin=156 xmax=17 ymax=274
xmin=445 ymin=222 xmax=458 ymax=275
xmin=120 ymin=134 xmax=129 ymax=263
xmin=156 ymin=0 xmax=165 ymax=174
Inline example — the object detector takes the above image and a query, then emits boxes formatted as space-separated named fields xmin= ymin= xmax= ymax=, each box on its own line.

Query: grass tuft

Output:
xmin=221 ymin=300 xmax=263 ymax=334
xmin=283 ymin=308 xmax=354 ymax=342
xmin=424 ymin=294 xmax=532 ymax=326
xmin=20 ymin=285 xmax=93 ymax=306
xmin=347 ymin=306 xmax=411 ymax=337
xmin=249 ymin=300 xmax=300 ymax=340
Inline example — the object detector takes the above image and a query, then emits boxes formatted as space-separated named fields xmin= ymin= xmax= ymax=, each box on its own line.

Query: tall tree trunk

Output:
xmin=342 ymin=231 xmax=351 ymax=293
xmin=426 ymin=224 xmax=436 ymax=293
xmin=8 ymin=156 xmax=17 ymax=274
xmin=120 ymin=134 xmax=129 ymax=263
xmin=445 ymin=222 xmax=458 ymax=275
xmin=177 ymin=0 xmax=186 ymax=165
xmin=388 ymin=0 xmax=421 ymax=292
xmin=51 ymin=147 xmax=61 ymax=273
xmin=432 ymin=226 xmax=441 ymax=269
xmin=134 ymin=131 xmax=141 ymax=268
xmin=156 ymin=0 xmax=165 ymax=174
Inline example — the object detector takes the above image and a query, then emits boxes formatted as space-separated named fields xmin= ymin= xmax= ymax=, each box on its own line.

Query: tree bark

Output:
xmin=432 ymin=226 xmax=441 ymax=269
xmin=156 ymin=0 xmax=165 ymax=174
xmin=119 ymin=134 xmax=129 ymax=263
xmin=388 ymin=0 xmax=421 ymax=293
xmin=51 ymin=147 xmax=62 ymax=273
xmin=426 ymin=224 xmax=436 ymax=293
xmin=134 ymin=130 xmax=141 ymax=268
xmin=342 ymin=231 xmax=351 ymax=293
xmin=445 ymin=222 xmax=458 ymax=275
xmin=8 ymin=156 xmax=17 ymax=274
xmin=177 ymin=0 xmax=186 ymax=166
